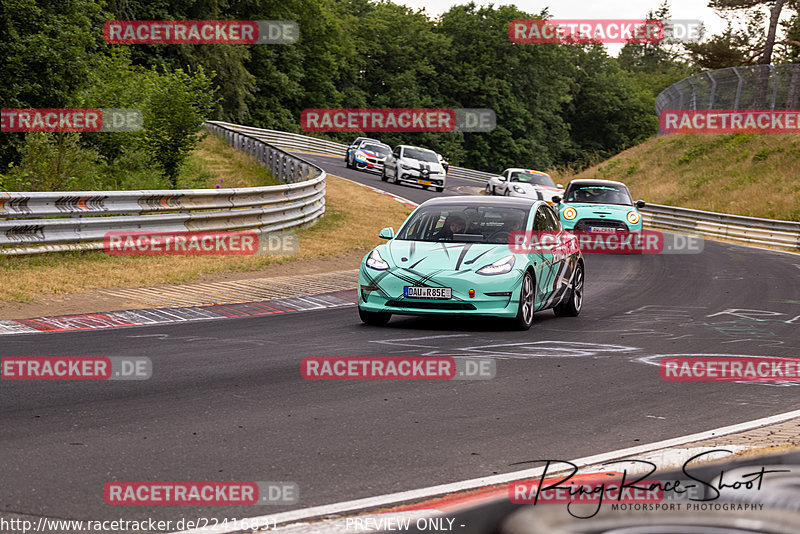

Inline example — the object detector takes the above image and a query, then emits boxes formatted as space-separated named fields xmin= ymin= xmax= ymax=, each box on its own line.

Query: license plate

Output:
xmin=587 ymin=227 xmax=617 ymax=233
xmin=417 ymin=180 xmax=431 ymax=186
xmin=404 ymin=286 xmax=452 ymax=299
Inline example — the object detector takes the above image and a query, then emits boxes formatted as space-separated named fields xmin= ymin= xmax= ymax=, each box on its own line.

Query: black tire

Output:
xmin=504 ymin=189 xmax=510 ymax=196
xmin=485 ymin=184 xmax=492 ymax=195
xmin=393 ymin=170 xmax=400 ymax=185
xmin=435 ymin=186 xmax=444 ymax=193
xmin=513 ymin=271 xmax=535 ymax=330
xmin=381 ymin=167 xmax=388 ymax=182
xmin=554 ymin=262 xmax=583 ymax=317
xmin=346 ymin=155 xmax=353 ymax=169
xmin=359 ymin=307 xmax=391 ymax=326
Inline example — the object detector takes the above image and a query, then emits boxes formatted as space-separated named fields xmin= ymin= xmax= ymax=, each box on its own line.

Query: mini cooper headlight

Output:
xmin=512 ymin=185 xmax=525 ymax=193
xmin=563 ymin=207 xmax=577 ymax=220
xmin=366 ymin=249 xmax=389 ymax=270
xmin=627 ymin=211 xmax=640 ymax=224
xmin=477 ymin=255 xmax=515 ymax=275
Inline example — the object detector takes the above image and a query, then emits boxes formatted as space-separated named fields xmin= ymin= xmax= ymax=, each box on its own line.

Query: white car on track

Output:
xmin=486 ymin=168 xmax=564 ymax=203
xmin=382 ymin=145 xmax=447 ymax=192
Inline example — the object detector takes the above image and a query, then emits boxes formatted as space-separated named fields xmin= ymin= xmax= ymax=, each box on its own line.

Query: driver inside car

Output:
xmin=435 ymin=214 xmax=467 ymax=241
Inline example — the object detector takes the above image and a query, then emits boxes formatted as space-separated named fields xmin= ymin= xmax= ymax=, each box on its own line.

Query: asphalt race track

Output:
xmin=1 ymin=154 xmax=799 ymax=525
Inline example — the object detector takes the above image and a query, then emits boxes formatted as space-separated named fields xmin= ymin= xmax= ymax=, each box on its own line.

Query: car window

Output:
xmin=544 ymin=206 xmax=560 ymax=231
xmin=360 ymin=144 xmax=390 ymax=156
xmin=402 ymin=148 xmax=439 ymax=163
xmin=511 ymin=172 xmax=556 ymax=187
xmin=397 ymin=204 xmax=528 ymax=243
xmin=566 ymin=184 xmax=633 ymax=205
xmin=533 ymin=207 xmax=549 ymax=231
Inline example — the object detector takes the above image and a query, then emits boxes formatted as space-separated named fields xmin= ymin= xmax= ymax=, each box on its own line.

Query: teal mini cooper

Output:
xmin=357 ymin=196 xmax=584 ymax=330
xmin=554 ymin=179 xmax=646 ymax=232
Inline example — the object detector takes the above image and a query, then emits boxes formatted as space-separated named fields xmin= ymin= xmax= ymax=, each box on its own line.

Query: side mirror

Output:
xmin=552 ymin=196 xmax=562 ymax=204
xmin=378 ymin=227 xmax=394 ymax=239
xmin=636 ymin=200 xmax=646 ymax=209
xmin=498 ymin=175 xmax=507 ymax=181
xmin=557 ymin=184 xmax=564 ymax=189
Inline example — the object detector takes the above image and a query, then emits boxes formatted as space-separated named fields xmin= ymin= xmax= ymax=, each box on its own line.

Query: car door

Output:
xmin=497 ymin=170 xmax=511 ymax=195
xmin=532 ymin=206 xmax=559 ymax=308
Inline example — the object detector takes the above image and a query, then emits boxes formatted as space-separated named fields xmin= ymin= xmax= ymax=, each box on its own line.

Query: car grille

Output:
xmin=574 ymin=218 xmax=628 ymax=231
xmin=386 ymin=300 xmax=476 ymax=310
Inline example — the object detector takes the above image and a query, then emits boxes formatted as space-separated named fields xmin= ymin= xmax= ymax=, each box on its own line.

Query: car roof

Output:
xmin=568 ymin=178 xmax=628 ymax=188
xmin=359 ymin=140 xmax=390 ymax=148
xmin=505 ymin=168 xmax=552 ymax=177
xmin=397 ymin=145 xmax=436 ymax=152
xmin=419 ymin=195 xmax=541 ymax=209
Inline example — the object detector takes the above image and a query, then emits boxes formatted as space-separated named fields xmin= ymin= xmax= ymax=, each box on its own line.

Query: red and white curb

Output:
xmin=175 ymin=408 xmax=800 ymax=533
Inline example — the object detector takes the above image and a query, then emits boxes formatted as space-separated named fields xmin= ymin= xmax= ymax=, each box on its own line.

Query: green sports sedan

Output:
xmin=357 ymin=196 xmax=585 ymax=330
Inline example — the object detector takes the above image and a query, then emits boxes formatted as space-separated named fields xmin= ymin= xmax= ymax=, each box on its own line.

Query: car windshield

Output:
xmin=511 ymin=172 xmax=555 ymax=187
xmin=402 ymin=148 xmax=439 ymax=163
xmin=361 ymin=144 xmax=390 ymax=156
xmin=565 ymin=184 xmax=632 ymax=205
xmin=396 ymin=204 xmax=529 ymax=244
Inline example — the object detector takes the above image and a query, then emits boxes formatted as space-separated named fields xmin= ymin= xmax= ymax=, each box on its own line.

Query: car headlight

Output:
xmin=401 ymin=164 xmax=412 ymax=170
xmin=627 ymin=211 xmax=640 ymax=224
xmin=512 ymin=185 xmax=525 ymax=193
xmin=563 ymin=207 xmax=577 ymax=220
xmin=366 ymin=249 xmax=389 ymax=270
xmin=477 ymin=255 xmax=515 ymax=275
xmin=355 ymin=150 xmax=366 ymax=159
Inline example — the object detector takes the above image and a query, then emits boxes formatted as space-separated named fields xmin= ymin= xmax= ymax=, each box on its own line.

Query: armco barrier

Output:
xmin=0 ymin=123 xmax=325 ymax=255
xmin=205 ymin=120 xmax=499 ymax=183
xmin=640 ymin=203 xmax=800 ymax=251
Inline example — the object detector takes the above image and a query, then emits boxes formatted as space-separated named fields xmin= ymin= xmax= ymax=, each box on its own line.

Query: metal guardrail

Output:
xmin=641 ymin=203 xmax=800 ymax=251
xmin=0 ymin=123 xmax=326 ymax=255
xmin=203 ymin=122 xmax=800 ymax=251
xmin=206 ymin=121 xmax=499 ymax=184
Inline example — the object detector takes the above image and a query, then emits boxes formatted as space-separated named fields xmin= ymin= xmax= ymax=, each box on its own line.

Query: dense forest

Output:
xmin=2 ymin=0 xmax=798 ymax=190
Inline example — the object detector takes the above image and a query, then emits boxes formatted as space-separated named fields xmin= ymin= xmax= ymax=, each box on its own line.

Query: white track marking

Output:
xmin=173 ymin=408 xmax=800 ymax=533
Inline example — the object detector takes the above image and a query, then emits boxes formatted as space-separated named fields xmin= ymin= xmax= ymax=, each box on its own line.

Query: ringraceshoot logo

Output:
xmin=300 ymin=108 xmax=496 ymax=132
xmin=104 ymin=20 xmax=298 ymax=44
xmin=1 ymin=109 xmax=142 ymax=132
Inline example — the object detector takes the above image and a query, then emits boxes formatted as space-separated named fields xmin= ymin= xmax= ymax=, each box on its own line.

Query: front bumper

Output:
xmin=354 ymin=156 xmax=385 ymax=172
xmin=358 ymin=264 xmax=524 ymax=317
xmin=398 ymin=169 xmax=446 ymax=187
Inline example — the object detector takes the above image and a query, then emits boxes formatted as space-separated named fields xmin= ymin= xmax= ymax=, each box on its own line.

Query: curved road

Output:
xmin=1 ymin=154 xmax=799 ymax=525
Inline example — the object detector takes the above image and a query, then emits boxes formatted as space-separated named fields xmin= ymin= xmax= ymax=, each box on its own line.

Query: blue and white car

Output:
xmin=350 ymin=141 xmax=391 ymax=173
xmin=345 ymin=137 xmax=381 ymax=168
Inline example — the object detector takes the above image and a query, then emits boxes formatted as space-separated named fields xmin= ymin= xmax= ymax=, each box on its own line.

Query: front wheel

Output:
xmin=554 ymin=263 xmax=583 ymax=317
xmin=485 ymin=183 xmax=492 ymax=195
xmin=359 ymin=307 xmax=391 ymax=326
xmin=513 ymin=271 xmax=535 ymax=330
xmin=381 ymin=167 xmax=388 ymax=182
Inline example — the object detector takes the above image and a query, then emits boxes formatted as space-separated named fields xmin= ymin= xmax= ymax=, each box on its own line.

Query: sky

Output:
xmin=395 ymin=0 xmax=732 ymax=54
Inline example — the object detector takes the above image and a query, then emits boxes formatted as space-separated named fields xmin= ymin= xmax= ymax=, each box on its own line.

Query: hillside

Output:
xmin=554 ymin=133 xmax=800 ymax=222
